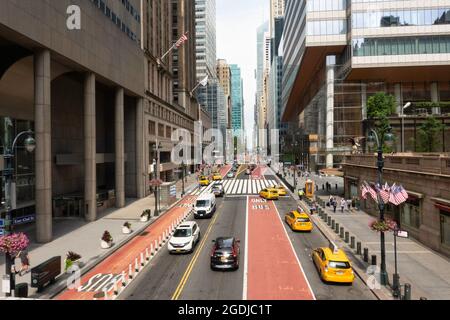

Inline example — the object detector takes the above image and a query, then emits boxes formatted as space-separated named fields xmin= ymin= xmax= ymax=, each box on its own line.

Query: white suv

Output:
xmin=168 ymin=221 xmax=201 ymax=254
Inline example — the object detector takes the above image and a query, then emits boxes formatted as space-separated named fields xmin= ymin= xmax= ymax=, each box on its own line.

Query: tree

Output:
xmin=367 ymin=92 xmax=396 ymax=152
xmin=417 ymin=116 xmax=445 ymax=152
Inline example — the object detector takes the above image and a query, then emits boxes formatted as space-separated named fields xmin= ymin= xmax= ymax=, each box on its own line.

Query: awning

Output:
xmin=431 ymin=197 xmax=450 ymax=214
xmin=406 ymin=190 xmax=424 ymax=199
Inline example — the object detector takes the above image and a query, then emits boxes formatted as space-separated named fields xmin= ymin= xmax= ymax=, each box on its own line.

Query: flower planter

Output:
xmin=140 ymin=215 xmax=149 ymax=223
xmin=65 ymin=259 xmax=82 ymax=274
xmin=101 ymin=240 xmax=113 ymax=249
xmin=122 ymin=226 xmax=132 ymax=234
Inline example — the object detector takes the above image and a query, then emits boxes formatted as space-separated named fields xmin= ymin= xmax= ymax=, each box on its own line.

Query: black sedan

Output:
xmin=210 ymin=237 xmax=240 ymax=271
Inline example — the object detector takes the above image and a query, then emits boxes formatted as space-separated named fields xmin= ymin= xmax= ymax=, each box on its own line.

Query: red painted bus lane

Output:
xmin=246 ymin=196 xmax=315 ymax=300
xmin=56 ymin=196 xmax=197 ymax=300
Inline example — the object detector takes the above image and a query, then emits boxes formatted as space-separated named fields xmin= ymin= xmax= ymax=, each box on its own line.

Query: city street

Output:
xmin=120 ymin=169 xmax=376 ymax=301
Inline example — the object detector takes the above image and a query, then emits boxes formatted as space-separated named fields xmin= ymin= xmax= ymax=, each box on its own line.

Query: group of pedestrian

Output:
xmin=10 ymin=250 xmax=30 ymax=276
xmin=327 ymin=195 xmax=355 ymax=213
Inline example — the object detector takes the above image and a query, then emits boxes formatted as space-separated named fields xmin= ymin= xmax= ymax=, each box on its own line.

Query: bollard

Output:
xmin=103 ymin=287 xmax=109 ymax=300
xmin=113 ymin=282 xmax=119 ymax=297
xmin=335 ymin=223 xmax=340 ymax=234
xmin=357 ymin=242 xmax=362 ymax=255
xmin=327 ymin=216 xmax=331 ymax=226
xmin=363 ymin=248 xmax=369 ymax=262
xmin=340 ymin=227 xmax=344 ymax=238
xmin=159 ymin=236 xmax=163 ymax=247
xmin=371 ymin=255 xmax=377 ymax=266
xmin=323 ymin=213 xmax=328 ymax=221
xmin=128 ymin=264 xmax=134 ymax=280
xmin=403 ymin=283 xmax=412 ymax=300
xmin=121 ymin=271 xmax=127 ymax=287
xmin=322 ymin=184 xmax=325 ymax=190
xmin=135 ymin=258 xmax=140 ymax=273
xmin=350 ymin=236 xmax=355 ymax=249
xmin=146 ymin=248 xmax=150 ymax=261
xmin=345 ymin=231 xmax=349 ymax=243
xmin=140 ymin=252 xmax=145 ymax=267
xmin=331 ymin=220 xmax=335 ymax=229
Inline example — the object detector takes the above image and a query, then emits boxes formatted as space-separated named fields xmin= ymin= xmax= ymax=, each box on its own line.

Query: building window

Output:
xmin=166 ymin=126 xmax=172 ymax=139
xmin=441 ymin=212 xmax=450 ymax=247
xmin=401 ymin=198 xmax=421 ymax=229
xmin=158 ymin=124 xmax=165 ymax=137
xmin=148 ymin=120 xmax=156 ymax=135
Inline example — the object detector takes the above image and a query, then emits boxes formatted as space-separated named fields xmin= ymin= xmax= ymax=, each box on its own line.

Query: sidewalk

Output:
xmin=281 ymin=171 xmax=450 ymax=300
xmin=0 ymin=173 xmax=199 ymax=299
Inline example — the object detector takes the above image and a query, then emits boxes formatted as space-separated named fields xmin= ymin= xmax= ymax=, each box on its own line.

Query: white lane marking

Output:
xmin=251 ymin=180 xmax=256 ymax=194
xmin=225 ymin=180 xmax=235 ymax=194
xmin=232 ymin=180 xmax=240 ymax=194
xmin=243 ymin=195 xmax=249 ymax=301
xmin=273 ymin=203 xmax=317 ymax=300
xmin=238 ymin=180 xmax=244 ymax=194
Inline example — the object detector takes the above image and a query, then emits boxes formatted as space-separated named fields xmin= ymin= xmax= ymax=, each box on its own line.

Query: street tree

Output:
xmin=417 ymin=116 xmax=445 ymax=152
xmin=367 ymin=92 xmax=396 ymax=152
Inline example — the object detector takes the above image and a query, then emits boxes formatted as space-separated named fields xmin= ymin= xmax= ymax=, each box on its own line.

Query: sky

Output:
xmin=216 ymin=0 xmax=270 ymax=150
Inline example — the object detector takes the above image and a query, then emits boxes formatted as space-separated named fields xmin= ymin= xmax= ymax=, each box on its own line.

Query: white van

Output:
xmin=194 ymin=193 xmax=216 ymax=219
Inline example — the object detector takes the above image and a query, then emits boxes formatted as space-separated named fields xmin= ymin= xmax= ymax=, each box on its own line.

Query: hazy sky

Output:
xmin=216 ymin=0 xmax=270 ymax=149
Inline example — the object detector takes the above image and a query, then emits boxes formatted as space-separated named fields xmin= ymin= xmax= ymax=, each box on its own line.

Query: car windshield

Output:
xmin=329 ymin=261 xmax=351 ymax=269
xmin=296 ymin=218 xmax=310 ymax=223
xmin=174 ymin=229 xmax=192 ymax=237
xmin=216 ymin=238 xmax=234 ymax=249
xmin=196 ymin=200 xmax=210 ymax=207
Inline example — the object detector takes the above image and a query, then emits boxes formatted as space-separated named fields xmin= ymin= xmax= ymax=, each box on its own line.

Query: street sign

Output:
xmin=396 ymin=230 xmax=409 ymax=239
xmin=2 ymin=275 xmax=11 ymax=294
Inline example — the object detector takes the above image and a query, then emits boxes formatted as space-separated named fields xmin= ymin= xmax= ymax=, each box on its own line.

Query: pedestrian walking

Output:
xmin=332 ymin=198 xmax=337 ymax=213
xmin=310 ymin=202 xmax=317 ymax=215
xmin=340 ymin=198 xmax=346 ymax=213
xmin=298 ymin=189 xmax=305 ymax=201
xmin=347 ymin=199 xmax=352 ymax=212
xmin=16 ymin=250 xmax=30 ymax=276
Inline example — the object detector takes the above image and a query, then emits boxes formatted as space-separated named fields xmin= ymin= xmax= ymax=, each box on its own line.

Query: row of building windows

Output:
xmin=307 ymin=19 xmax=347 ymax=36
xmin=352 ymin=8 xmax=450 ymax=29
xmin=90 ymin=0 xmax=140 ymax=43
xmin=120 ymin=0 xmax=141 ymax=23
xmin=148 ymin=102 xmax=193 ymax=131
xmin=353 ymin=36 xmax=450 ymax=56
xmin=307 ymin=0 xmax=346 ymax=12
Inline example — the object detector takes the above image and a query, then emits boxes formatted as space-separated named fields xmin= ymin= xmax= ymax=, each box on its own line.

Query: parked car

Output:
xmin=212 ymin=183 xmax=225 ymax=197
xmin=168 ymin=222 xmax=201 ymax=254
xmin=194 ymin=193 xmax=216 ymax=219
xmin=210 ymin=237 xmax=240 ymax=271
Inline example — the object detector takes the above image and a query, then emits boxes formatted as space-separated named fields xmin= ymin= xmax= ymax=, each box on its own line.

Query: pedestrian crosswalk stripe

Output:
xmin=188 ymin=179 xmax=279 ymax=196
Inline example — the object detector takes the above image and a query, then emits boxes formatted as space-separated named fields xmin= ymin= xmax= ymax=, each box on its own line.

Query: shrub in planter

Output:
xmin=65 ymin=251 xmax=82 ymax=273
xmin=140 ymin=209 xmax=151 ymax=222
xmin=101 ymin=231 xmax=113 ymax=249
xmin=122 ymin=222 xmax=132 ymax=234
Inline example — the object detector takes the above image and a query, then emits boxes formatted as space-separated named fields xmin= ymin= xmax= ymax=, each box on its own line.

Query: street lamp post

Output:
xmin=152 ymin=141 xmax=162 ymax=217
xmin=181 ymin=160 xmax=185 ymax=198
xmin=401 ymin=102 xmax=412 ymax=153
xmin=367 ymin=128 xmax=395 ymax=286
xmin=2 ymin=129 xmax=36 ymax=297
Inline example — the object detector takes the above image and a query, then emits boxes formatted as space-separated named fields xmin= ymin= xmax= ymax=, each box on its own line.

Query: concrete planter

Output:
xmin=122 ymin=226 xmax=132 ymax=234
xmin=140 ymin=215 xmax=149 ymax=222
xmin=101 ymin=240 xmax=113 ymax=249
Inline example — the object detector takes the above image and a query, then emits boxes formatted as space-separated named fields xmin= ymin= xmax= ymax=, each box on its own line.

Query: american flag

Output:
xmin=378 ymin=182 xmax=391 ymax=204
xmin=175 ymin=32 xmax=189 ymax=48
xmin=360 ymin=184 xmax=368 ymax=200
xmin=389 ymin=184 xmax=407 ymax=206
xmin=364 ymin=182 xmax=378 ymax=203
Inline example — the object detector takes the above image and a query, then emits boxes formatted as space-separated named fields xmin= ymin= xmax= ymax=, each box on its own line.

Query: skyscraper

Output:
xmin=282 ymin=0 xmax=450 ymax=170
xmin=195 ymin=0 xmax=217 ymax=82
xmin=230 ymin=64 xmax=244 ymax=132
xmin=216 ymin=59 xmax=232 ymax=128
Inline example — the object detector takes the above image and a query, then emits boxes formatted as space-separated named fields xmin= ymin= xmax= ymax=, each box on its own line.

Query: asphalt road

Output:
xmin=120 ymin=172 xmax=376 ymax=301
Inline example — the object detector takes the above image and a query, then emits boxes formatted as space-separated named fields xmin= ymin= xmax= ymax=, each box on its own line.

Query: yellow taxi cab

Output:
xmin=312 ymin=244 xmax=355 ymax=284
xmin=199 ymin=175 xmax=210 ymax=187
xmin=212 ymin=172 xmax=223 ymax=181
xmin=271 ymin=185 xmax=287 ymax=196
xmin=285 ymin=210 xmax=313 ymax=232
xmin=259 ymin=188 xmax=279 ymax=200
